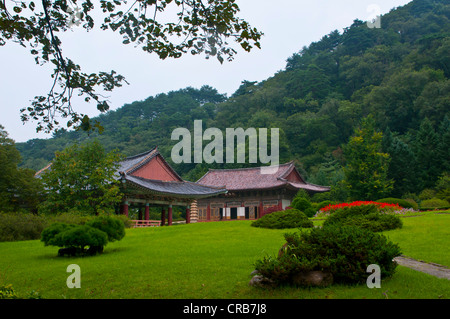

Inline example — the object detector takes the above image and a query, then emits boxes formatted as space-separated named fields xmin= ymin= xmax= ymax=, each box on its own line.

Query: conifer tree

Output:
xmin=343 ymin=117 xmax=393 ymax=200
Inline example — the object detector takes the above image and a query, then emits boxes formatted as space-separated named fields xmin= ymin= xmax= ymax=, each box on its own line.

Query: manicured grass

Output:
xmin=382 ymin=212 xmax=450 ymax=266
xmin=0 ymin=215 xmax=449 ymax=299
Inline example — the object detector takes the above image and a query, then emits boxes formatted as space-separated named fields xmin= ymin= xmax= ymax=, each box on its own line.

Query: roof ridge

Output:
xmin=205 ymin=162 xmax=293 ymax=172
xmin=288 ymin=180 xmax=331 ymax=189
xmin=125 ymin=148 xmax=159 ymax=174
xmin=127 ymin=175 xmax=185 ymax=184
xmin=185 ymin=180 xmax=227 ymax=190
xmin=122 ymin=147 xmax=157 ymax=161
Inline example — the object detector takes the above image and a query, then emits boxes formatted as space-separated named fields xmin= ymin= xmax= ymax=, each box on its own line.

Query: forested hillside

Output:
xmin=16 ymin=0 xmax=450 ymax=201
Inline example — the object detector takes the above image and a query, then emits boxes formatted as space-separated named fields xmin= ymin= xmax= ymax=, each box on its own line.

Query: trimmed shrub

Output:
xmin=57 ymin=225 xmax=108 ymax=251
xmin=41 ymin=215 xmax=126 ymax=256
xmin=114 ymin=214 xmax=133 ymax=228
xmin=255 ymin=225 xmax=401 ymax=286
xmin=251 ymin=209 xmax=313 ymax=229
xmin=291 ymin=197 xmax=311 ymax=211
xmin=323 ymin=204 xmax=403 ymax=232
xmin=85 ymin=215 xmax=125 ymax=242
xmin=41 ymin=222 xmax=76 ymax=247
xmin=420 ymin=198 xmax=450 ymax=210
xmin=303 ymin=207 xmax=317 ymax=218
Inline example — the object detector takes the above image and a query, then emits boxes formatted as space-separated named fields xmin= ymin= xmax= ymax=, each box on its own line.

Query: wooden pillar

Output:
xmin=161 ymin=207 xmax=166 ymax=226
xmin=278 ymin=200 xmax=283 ymax=211
xmin=168 ymin=205 xmax=173 ymax=226
xmin=186 ymin=206 xmax=191 ymax=224
xmin=122 ymin=201 xmax=129 ymax=217
xmin=206 ymin=204 xmax=211 ymax=221
xmin=145 ymin=203 xmax=150 ymax=221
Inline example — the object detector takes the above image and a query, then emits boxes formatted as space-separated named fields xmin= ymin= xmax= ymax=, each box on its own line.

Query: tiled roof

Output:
xmin=118 ymin=148 xmax=227 ymax=197
xmin=123 ymin=175 xmax=227 ymax=198
xmin=197 ymin=162 xmax=330 ymax=193
xmin=116 ymin=147 xmax=182 ymax=181
xmin=117 ymin=148 xmax=158 ymax=175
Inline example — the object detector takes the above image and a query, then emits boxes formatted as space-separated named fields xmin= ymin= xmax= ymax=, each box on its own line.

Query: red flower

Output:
xmin=319 ymin=201 xmax=401 ymax=213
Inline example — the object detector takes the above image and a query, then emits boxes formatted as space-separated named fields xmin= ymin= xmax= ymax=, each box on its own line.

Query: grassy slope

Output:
xmin=0 ymin=215 xmax=449 ymax=299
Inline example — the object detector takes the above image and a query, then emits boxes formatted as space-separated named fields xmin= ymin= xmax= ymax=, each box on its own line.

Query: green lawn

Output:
xmin=0 ymin=214 xmax=449 ymax=299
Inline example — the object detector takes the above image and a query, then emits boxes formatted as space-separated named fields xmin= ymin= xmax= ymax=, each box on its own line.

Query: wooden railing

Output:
xmin=130 ymin=220 xmax=161 ymax=228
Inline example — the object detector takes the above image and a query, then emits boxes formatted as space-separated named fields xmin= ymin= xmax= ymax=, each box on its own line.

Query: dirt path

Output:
xmin=394 ymin=256 xmax=450 ymax=280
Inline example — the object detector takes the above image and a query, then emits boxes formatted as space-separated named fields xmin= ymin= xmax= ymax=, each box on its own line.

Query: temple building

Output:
xmin=36 ymin=147 xmax=227 ymax=226
xmin=36 ymin=147 xmax=329 ymax=226
xmin=192 ymin=162 xmax=330 ymax=222
xmin=116 ymin=147 xmax=227 ymax=226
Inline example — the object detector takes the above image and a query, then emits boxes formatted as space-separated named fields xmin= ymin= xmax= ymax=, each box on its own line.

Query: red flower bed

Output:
xmin=319 ymin=201 xmax=402 ymax=213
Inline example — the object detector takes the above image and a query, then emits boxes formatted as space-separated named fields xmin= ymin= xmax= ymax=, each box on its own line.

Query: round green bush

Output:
xmin=303 ymin=207 xmax=316 ymax=218
xmin=251 ymin=209 xmax=313 ymax=229
xmin=86 ymin=215 xmax=125 ymax=242
xmin=291 ymin=197 xmax=312 ymax=212
xmin=57 ymin=225 xmax=108 ymax=251
xmin=322 ymin=204 xmax=403 ymax=232
xmin=255 ymin=225 xmax=401 ymax=285
xmin=41 ymin=222 xmax=75 ymax=247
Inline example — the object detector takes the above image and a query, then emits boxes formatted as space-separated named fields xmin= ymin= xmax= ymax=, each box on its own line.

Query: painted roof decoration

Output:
xmin=197 ymin=162 xmax=330 ymax=193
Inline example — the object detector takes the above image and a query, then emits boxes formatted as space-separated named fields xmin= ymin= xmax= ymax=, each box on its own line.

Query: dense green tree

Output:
xmin=0 ymin=125 xmax=43 ymax=213
xmin=414 ymin=118 xmax=441 ymax=190
xmin=382 ymin=129 xmax=418 ymax=197
xmin=437 ymin=115 xmax=450 ymax=173
xmin=38 ymin=140 xmax=123 ymax=215
xmin=343 ymin=117 xmax=393 ymax=200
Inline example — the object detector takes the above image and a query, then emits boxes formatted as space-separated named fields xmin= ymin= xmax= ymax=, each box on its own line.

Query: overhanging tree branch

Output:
xmin=1 ymin=0 xmax=262 ymax=134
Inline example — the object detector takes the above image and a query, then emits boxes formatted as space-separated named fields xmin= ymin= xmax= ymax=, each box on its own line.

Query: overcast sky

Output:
xmin=0 ymin=0 xmax=412 ymax=143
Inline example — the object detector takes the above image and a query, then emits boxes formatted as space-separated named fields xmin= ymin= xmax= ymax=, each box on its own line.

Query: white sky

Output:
xmin=0 ymin=0 xmax=412 ymax=143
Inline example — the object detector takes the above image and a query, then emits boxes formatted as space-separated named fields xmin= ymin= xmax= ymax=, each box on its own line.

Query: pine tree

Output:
xmin=343 ymin=117 xmax=393 ymax=200
xmin=386 ymin=137 xmax=417 ymax=197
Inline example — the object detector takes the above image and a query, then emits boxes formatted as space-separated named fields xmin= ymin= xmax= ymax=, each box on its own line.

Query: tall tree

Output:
xmin=0 ymin=0 xmax=262 ymax=134
xmin=383 ymin=129 xmax=418 ymax=197
xmin=0 ymin=125 xmax=43 ymax=213
xmin=38 ymin=140 xmax=123 ymax=215
xmin=343 ymin=117 xmax=393 ymax=200
xmin=414 ymin=117 xmax=441 ymax=190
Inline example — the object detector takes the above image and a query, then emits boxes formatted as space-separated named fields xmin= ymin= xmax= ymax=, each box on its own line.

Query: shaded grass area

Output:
xmin=0 ymin=216 xmax=449 ymax=299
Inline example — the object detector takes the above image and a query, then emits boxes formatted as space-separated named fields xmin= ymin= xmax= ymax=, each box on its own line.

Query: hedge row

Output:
xmin=0 ymin=212 xmax=131 ymax=242
xmin=251 ymin=209 xmax=313 ymax=229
